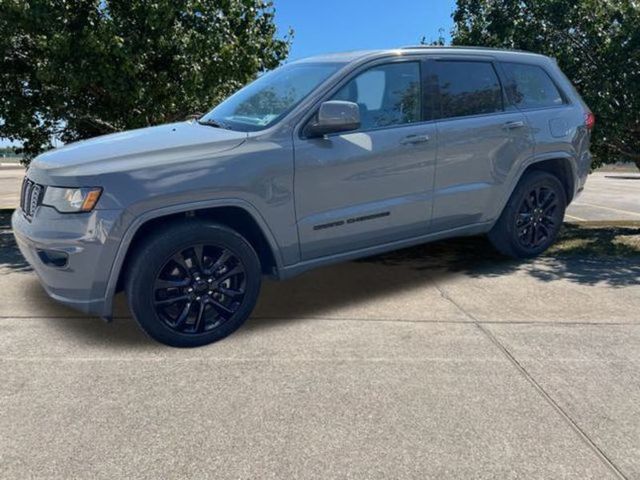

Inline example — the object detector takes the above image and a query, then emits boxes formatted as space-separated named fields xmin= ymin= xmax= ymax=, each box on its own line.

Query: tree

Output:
xmin=421 ymin=27 xmax=447 ymax=46
xmin=452 ymin=0 xmax=640 ymax=169
xmin=0 ymin=0 xmax=291 ymax=164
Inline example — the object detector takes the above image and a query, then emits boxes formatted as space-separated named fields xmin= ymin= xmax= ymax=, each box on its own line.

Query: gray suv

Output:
xmin=12 ymin=47 xmax=594 ymax=347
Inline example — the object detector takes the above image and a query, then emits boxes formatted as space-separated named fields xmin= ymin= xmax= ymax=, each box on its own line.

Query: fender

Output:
xmin=100 ymin=197 xmax=284 ymax=320
xmin=490 ymin=151 xmax=578 ymax=227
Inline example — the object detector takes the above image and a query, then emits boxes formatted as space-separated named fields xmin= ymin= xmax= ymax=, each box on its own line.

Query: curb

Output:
xmin=564 ymin=219 xmax=640 ymax=227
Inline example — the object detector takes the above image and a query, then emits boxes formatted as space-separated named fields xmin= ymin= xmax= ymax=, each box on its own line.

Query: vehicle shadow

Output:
xmin=604 ymin=175 xmax=640 ymax=180
xmin=248 ymin=223 xmax=640 ymax=331
xmin=358 ymin=223 xmax=640 ymax=288
xmin=53 ymin=313 xmax=154 ymax=348
xmin=0 ymin=211 xmax=31 ymax=272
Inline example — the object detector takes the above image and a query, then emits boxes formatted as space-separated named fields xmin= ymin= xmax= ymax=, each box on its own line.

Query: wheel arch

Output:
xmin=521 ymin=156 xmax=576 ymax=204
xmin=102 ymin=199 xmax=283 ymax=320
xmin=493 ymin=154 xmax=577 ymax=226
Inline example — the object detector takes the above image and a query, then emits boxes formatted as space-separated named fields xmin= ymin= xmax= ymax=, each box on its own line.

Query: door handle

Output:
xmin=503 ymin=120 xmax=525 ymax=130
xmin=400 ymin=134 xmax=430 ymax=145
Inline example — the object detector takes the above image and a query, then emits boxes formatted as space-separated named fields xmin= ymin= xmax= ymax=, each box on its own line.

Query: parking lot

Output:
xmin=1 ymin=167 xmax=639 ymax=479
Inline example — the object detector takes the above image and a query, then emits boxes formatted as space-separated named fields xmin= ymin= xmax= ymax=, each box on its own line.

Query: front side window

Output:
xmin=434 ymin=61 xmax=503 ymax=119
xmin=331 ymin=62 xmax=421 ymax=131
xmin=202 ymin=62 xmax=341 ymax=132
xmin=501 ymin=62 xmax=565 ymax=109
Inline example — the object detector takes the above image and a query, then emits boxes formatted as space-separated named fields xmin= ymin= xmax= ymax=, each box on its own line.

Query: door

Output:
xmin=430 ymin=59 xmax=534 ymax=232
xmin=293 ymin=60 xmax=437 ymax=260
xmin=499 ymin=61 xmax=580 ymax=163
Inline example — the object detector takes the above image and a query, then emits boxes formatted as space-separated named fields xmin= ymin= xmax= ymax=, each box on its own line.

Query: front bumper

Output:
xmin=11 ymin=206 xmax=123 ymax=318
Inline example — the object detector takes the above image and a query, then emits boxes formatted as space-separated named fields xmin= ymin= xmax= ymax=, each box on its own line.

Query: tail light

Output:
xmin=584 ymin=111 xmax=596 ymax=130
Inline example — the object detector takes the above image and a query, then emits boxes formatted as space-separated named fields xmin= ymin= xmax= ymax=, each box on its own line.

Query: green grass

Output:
xmin=549 ymin=221 xmax=640 ymax=258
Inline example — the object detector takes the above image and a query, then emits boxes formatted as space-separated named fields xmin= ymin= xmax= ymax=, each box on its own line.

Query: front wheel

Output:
xmin=488 ymin=171 xmax=567 ymax=258
xmin=126 ymin=221 xmax=262 ymax=347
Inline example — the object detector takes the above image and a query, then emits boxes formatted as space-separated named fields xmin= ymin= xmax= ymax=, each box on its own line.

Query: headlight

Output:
xmin=42 ymin=187 xmax=102 ymax=213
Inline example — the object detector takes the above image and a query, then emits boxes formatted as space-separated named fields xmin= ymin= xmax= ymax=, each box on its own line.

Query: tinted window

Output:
xmin=332 ymin=62 xmax=421 ymax=130
xmin=501 ymin=63 xmax=564 ymax=109
xmin=434 ymin=61 xmax=503 ymax=119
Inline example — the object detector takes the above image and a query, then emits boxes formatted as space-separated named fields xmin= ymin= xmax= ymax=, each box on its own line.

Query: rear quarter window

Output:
xmin=501 ymin=62 xmax=565 ymax=110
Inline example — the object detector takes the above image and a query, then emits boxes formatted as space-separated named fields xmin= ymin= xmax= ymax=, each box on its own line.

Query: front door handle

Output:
xmin=503 ymin=120 xmax=525 ymax=130
xmin=400 ymin=134 xmax=430 ymax=145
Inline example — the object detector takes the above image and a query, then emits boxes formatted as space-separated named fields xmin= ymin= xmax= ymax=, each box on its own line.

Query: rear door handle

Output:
xmin=503 ymin=120 xmax=525 ymax=130
xmin=400 ymin=134 xmax=430 ymax=145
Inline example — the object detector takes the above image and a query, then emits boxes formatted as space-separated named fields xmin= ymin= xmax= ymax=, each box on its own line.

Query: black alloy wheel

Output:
xmin=514 ymin=184 xmax=562 ymax=251
xmin=126 ymin=221 xmax=261 ymax=348
xmin=488 ymin=170 xmax=567 ymax=258
xmin=153 ymin=244 xmax=247 ymax=335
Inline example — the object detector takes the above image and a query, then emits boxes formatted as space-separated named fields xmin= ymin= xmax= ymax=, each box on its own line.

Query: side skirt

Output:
xmin=277 ymin=221 xmax=494 ymax=280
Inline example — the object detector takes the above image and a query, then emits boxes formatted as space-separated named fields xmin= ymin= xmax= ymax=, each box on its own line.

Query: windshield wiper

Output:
xmin=197 ymin=118 xmax=229 ymax=130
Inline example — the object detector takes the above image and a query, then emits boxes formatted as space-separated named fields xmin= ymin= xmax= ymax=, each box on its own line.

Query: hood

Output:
xmin=30 ymin=121 xmax=247 ymax=177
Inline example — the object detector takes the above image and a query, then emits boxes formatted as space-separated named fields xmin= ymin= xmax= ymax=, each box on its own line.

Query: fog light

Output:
xmin=37 ymin=249 xmax=69 ymax=268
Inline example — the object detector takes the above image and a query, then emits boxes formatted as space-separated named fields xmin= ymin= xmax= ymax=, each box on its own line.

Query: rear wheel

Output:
xmin=126 ymin=221 xmax=261 ymax=347
xmin=488 ymin=171 xmax=567 ymax=258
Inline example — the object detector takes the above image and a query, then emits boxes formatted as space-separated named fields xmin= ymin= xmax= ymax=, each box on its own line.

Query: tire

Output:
xmin=488 ymin=171 xmax=567 ymax=258
xmin=125 ymin=220 xmax=262 ymax=348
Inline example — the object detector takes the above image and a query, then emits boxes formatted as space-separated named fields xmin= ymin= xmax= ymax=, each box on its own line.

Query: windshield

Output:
xmin=201 ymin=62 xmax=341 ymax=132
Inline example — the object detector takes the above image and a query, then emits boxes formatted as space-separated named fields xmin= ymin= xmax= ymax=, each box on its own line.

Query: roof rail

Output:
xmin=399 ymin=45 xmax=542 ymax=55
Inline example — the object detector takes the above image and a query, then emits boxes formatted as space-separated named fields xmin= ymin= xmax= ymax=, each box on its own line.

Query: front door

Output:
xmin=293 ymin=60 xmax=437 ymax=260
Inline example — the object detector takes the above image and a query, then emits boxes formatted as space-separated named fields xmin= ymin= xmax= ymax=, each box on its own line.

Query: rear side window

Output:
xmin=332 ymin=62 xmax=421 ymax=130
xmin=434 ymin=61 xmax=503 ymax=119
xmin=501 ymin=63 xmax=565 ymax=109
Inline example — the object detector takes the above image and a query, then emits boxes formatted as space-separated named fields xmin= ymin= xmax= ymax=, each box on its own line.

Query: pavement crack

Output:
xmin=432 ymin=280 xmax=628 ymax=480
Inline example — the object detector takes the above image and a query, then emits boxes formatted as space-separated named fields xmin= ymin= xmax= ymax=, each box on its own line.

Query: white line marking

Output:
xmin=564 ymin=213 xmax=587 ymax=221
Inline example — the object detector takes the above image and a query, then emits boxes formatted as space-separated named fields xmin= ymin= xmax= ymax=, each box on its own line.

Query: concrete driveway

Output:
xmin=1 ymin=210 xmax=639 ymax=479
xmin=567 ymin=172 xmax=640 ymax=222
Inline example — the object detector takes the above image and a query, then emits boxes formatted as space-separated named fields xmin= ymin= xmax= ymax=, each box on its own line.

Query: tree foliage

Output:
xmin=0 ymin=0 xmax=291 ymax=163
xmin=452 ymin=0 xmax=640 ymax=168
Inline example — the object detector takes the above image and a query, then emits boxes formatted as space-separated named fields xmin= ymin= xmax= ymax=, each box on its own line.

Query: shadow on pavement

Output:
xmin=604 ymin=175 xmax=640 ymax=180
xmin=359 ymin=223 xmax=640 ymax=288
xmin=54 ymin=314 xmax=154 ymax=349
xmin=0 ymin=210 xmax=31 ymax=272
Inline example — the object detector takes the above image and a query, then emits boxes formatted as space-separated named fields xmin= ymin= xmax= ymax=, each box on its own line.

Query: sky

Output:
xmin=1 ymin=0 xmax=457 ymax=148
xmin=273 ymin=0 xmax=457 ymax=60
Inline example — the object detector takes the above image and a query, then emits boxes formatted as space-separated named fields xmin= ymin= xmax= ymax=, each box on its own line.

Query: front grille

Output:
xmin=20 ymin=178 xmax=44 ymax=219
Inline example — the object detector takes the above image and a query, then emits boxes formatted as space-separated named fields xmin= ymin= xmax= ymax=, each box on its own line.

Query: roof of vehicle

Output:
xmin=293 ymin=46 xmax=549 ymax=64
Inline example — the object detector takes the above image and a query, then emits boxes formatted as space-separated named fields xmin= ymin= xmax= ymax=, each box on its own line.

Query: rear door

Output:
xmin=498 ymin=61 xmax=580 ymax=164
xmin=429 ymin=58 xmax=534 ymax=232
xmin=293 ymin=58 xmax=437 ymax=260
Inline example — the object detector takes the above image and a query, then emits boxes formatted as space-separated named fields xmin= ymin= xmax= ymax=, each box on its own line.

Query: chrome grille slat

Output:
xmin=19 ymin=178 xmax=44 ymax=219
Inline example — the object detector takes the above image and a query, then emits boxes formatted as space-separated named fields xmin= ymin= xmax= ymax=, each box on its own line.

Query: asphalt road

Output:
xmin=1 ymin=214 xmax=639 ymax=478
xmin=1 ymin=166 xmax=639 ymax=220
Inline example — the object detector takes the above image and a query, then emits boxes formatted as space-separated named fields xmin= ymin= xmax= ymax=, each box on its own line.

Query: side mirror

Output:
xmin=306 ymin=101 xmax=361 ymax=138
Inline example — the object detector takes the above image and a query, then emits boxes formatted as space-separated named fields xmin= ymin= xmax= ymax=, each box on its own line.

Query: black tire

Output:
xmin=125 ymin=220 xmax=261 ymax=348
xmin=488 ymin=171 xmax=567 ymax=258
